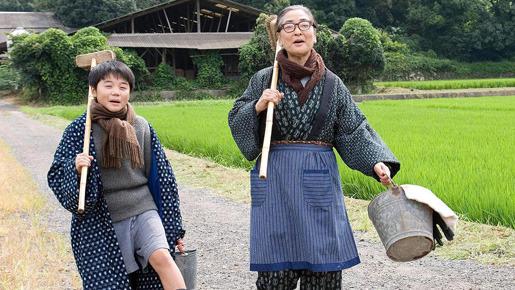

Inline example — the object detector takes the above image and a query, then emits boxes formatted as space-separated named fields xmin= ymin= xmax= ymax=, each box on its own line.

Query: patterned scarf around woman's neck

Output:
xmin=276 ymin=48 xmax=326 ymax=106
xmin=90 ymin=101 xmax=143 ymax=169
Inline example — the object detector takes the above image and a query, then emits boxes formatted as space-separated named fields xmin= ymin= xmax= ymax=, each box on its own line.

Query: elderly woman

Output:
xmin=228 ymin=5 xmax=400 ymax=289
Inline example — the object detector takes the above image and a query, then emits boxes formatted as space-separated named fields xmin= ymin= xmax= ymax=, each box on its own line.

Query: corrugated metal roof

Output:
xmin=107 ymin=32 xmax=252 ymax=49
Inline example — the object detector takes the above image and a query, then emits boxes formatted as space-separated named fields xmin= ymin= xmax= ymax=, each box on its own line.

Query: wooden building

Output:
xmin=96 ymin=0 xmax=263 ymax=78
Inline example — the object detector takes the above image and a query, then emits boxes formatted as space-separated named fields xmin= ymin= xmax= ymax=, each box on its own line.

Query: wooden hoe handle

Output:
xmin=78 ymin=58 xmax=97 ymax=214
xmin=259 ymin=41 xmax=281 ymax=179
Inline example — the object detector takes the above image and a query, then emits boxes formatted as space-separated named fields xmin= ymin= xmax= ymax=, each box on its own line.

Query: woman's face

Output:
xmin=92 ymin=74 xmax=130 ymax=112
xmin=278 ymin=9 xmax=316 ymax=59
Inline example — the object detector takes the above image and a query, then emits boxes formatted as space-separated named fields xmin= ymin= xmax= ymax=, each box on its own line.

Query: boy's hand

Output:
xmin=75 ymin=153 xmax=93 ymax=174
xmin=176 ymin=239 xmax=185 ymax=254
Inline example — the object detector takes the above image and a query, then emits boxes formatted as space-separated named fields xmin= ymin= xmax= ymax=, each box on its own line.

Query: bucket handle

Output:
xmin=381 ymin=164 xmax=398 ymax=189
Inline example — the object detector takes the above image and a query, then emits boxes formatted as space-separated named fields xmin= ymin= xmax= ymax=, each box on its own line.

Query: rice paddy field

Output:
xmin=375 ymin=78 xmax=515 ymax=90
xmin=24 ymin=96 xmax=515 ymax=229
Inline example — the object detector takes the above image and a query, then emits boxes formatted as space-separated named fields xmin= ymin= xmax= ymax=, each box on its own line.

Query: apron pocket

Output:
xmin=303 ymin=169 xmax=334 ymax=208
xmin=250 ymin=171 xmax=267 ymax=207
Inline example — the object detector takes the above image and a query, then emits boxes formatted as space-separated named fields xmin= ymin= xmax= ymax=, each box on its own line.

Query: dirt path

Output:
xmin=0 ymin=99 xmax=514 ymax=289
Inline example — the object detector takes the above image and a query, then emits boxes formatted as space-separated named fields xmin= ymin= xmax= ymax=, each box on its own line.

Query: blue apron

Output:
xmin=249 ymin=144 xmax=360 ymax=272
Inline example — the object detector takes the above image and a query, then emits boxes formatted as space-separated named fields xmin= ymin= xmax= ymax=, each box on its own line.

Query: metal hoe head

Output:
xmin=75 ymin=50 xmax=116 ymax=69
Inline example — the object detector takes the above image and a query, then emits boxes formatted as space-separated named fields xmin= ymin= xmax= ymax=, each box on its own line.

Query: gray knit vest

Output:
xmin=92 ymin=116 xmax=156 ymax=222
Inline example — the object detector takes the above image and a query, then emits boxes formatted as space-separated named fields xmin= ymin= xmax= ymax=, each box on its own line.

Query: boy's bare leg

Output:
xmin=149 ymin=249 xmax=186 ymax=290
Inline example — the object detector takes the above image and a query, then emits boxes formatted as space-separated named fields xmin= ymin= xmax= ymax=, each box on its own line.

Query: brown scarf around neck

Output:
xmin=90 ymin=102 xmax=143 ymax=169
xmin=276 ymin=48 xmax=326 ymax=105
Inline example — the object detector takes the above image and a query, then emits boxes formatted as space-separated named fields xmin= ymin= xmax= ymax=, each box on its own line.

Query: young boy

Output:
xmin=48 ymin=60 xmax=187 ymax=290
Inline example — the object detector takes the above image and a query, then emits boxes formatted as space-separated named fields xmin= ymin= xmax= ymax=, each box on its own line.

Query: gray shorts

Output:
xmin=112 ymin=209 xmax=170 ymax=273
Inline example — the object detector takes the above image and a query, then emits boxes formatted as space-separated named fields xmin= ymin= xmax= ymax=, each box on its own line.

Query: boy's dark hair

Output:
xmin=88 ymin=60 xmax=135 ymax=92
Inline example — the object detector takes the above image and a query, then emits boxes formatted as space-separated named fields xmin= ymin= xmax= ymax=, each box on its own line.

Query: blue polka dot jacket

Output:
xmin=47 ymin=113 xmax=185 ymax=289
xmin=229 ymin=67 xmax=401 ymax=180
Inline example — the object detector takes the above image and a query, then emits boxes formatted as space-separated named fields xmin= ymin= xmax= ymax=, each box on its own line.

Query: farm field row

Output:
xmin=375 ymin=78 xmax=515 ymax=90
xmin=23 ymin=96 xmax=515 ymax=229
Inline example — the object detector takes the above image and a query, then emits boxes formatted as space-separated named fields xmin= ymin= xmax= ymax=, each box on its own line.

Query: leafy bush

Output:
xmin=239 ymin=13 xmax=276 ymax=78
xmin=381 ymin=52 xmax=515 ymax=81
xmin=174 ymin=77 xmax=196 ymax=91
xmin=453 ymin=61 xmax=515 ymax=79
xmin=9 ymin=27 xmax=149 ymax=104
xmin=10 ymin=28 xmax=82 ymax=103
xmin=0 ymin=64 xmax=20 ymax=91
xmin=340 ymin=18 xmax=385 ymax=93
xmin=240 ymin=14 xmax=387 ymax=94
xmin=191 ymin=52 xmax=224 ymax=89
xmin=152 ymin=63 xmax=175 ymax=90
xmin=314 ymin=24 xmax=346 ymax=78
xmin=115 ymin=48 xmax=151 ymax=90
xmin=225 ymin=78 xmax=249 ymax=99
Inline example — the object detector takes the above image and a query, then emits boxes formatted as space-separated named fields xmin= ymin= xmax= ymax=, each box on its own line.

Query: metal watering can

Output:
xmin=174 ymin=249 xmax=197 ymax=289
xmin=367 ymin=180 xmax=434 ymax=262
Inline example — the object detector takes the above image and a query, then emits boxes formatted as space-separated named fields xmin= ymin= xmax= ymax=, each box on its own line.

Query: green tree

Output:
xmin=239 ymin=13 xmax=277 ymax=77
xmin=340 ymin=17 xmax=385 ymax=93
xmin=9 ymin=27 xmax=149 ymax=104
xmin=0 ymin=0 xmax=33 ymax=11
xmin=303 ymin=0 xmax=356 ymax=30
xmin=135 ymin=0 xmax=167 ymax=10
xmin=9 ymin=29 xmax=81 ymax=103
xmin=32 ymin=0 xmax=56 ymax=11
xmin=54 ymin=0 xmax=137 ymax=28
xmin=264 ymin=0 xmax=290 ymax=14
xmin=313 ymin=24 xmax=346 ymax=77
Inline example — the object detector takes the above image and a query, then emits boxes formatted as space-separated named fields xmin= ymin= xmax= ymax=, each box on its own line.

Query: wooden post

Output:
xmin=131 ymin=17 xmax=135 ymax=33
xmin=186 ymin=4 xmax=190 ymax=32
xmin=196 ymin=0 xmax=201 ymax=32
xmin=163 ymin=9 xmax=173 ymax=32
xmin=225 ymin=10 xmax=232 ymax=32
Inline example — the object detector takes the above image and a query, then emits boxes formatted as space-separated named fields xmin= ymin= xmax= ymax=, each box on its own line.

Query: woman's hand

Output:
xmin=75 ymin=153 xmax=93 ymax=174
xmin=176 ymin=239 xmax=186 ymax=254
xmin=255 ymin=89 xmax=284 ymax=114
xmin=374 ymin=162 xmax=392 ymax=186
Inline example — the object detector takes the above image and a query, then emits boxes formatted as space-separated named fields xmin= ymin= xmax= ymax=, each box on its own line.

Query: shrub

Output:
xmin=152 ymin=63 xmax=175 ymax=90
xmin=9 ymin=27 xmax=149 ymax=104
xmin=10 ymin=28 xmax=82 ymax=104
xmin=225 ymin=77 xmax=249 ymax=99
xmin=340 ymin=18 xmax=385 ymax=93
xmin=174 ymin=77 xmax=196 ymax=91
xmin=239 ymin=13 xmax=276 ymax=78
xmin=192 ymin=52 xmax=224 ymax=89
xmin=115 ymin=48 xmax=151 ymax=90
xmin=0 ymin=64 xmax=20 ymax=91
xmin=381 ymin=53 xmax=515 ymax=81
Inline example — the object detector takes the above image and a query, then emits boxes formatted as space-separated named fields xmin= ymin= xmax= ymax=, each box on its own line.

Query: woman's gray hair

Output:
xmin=276 ymin=5 xmax=317 ymax=29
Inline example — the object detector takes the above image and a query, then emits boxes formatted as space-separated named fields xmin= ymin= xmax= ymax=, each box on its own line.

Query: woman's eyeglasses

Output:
xmin=278 ymin=21 xmax=316 ymax=33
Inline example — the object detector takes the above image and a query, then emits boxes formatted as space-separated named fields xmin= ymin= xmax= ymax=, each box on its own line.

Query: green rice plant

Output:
xmin=24 ymin=97 xmax=515 ymax=229
xmin=375 ymin=78 xmax=515 ymax=90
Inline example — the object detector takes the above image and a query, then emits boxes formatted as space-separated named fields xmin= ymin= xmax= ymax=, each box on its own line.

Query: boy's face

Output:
xmin=92 ymin=73 xmax=130 ymax=112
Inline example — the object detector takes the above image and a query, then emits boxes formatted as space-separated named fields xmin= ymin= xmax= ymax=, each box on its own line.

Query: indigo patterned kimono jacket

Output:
xmin=47 ymin=113 xmax=185 ymax=289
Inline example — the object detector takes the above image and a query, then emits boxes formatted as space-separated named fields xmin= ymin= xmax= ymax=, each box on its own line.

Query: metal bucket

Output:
xmin=368 ymin=185 xmax=434 ymax=262
xmin=174 ymin=249 xmax=197 ymax=289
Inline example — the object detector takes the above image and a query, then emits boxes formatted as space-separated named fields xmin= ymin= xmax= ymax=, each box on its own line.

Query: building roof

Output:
xmin=107 ymin=32 xmax=252 ymax=49
xmin=0 ymin=12 xmax=71 ymax=50
xmin=95 ymin=0 xmax=262 ymax=30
